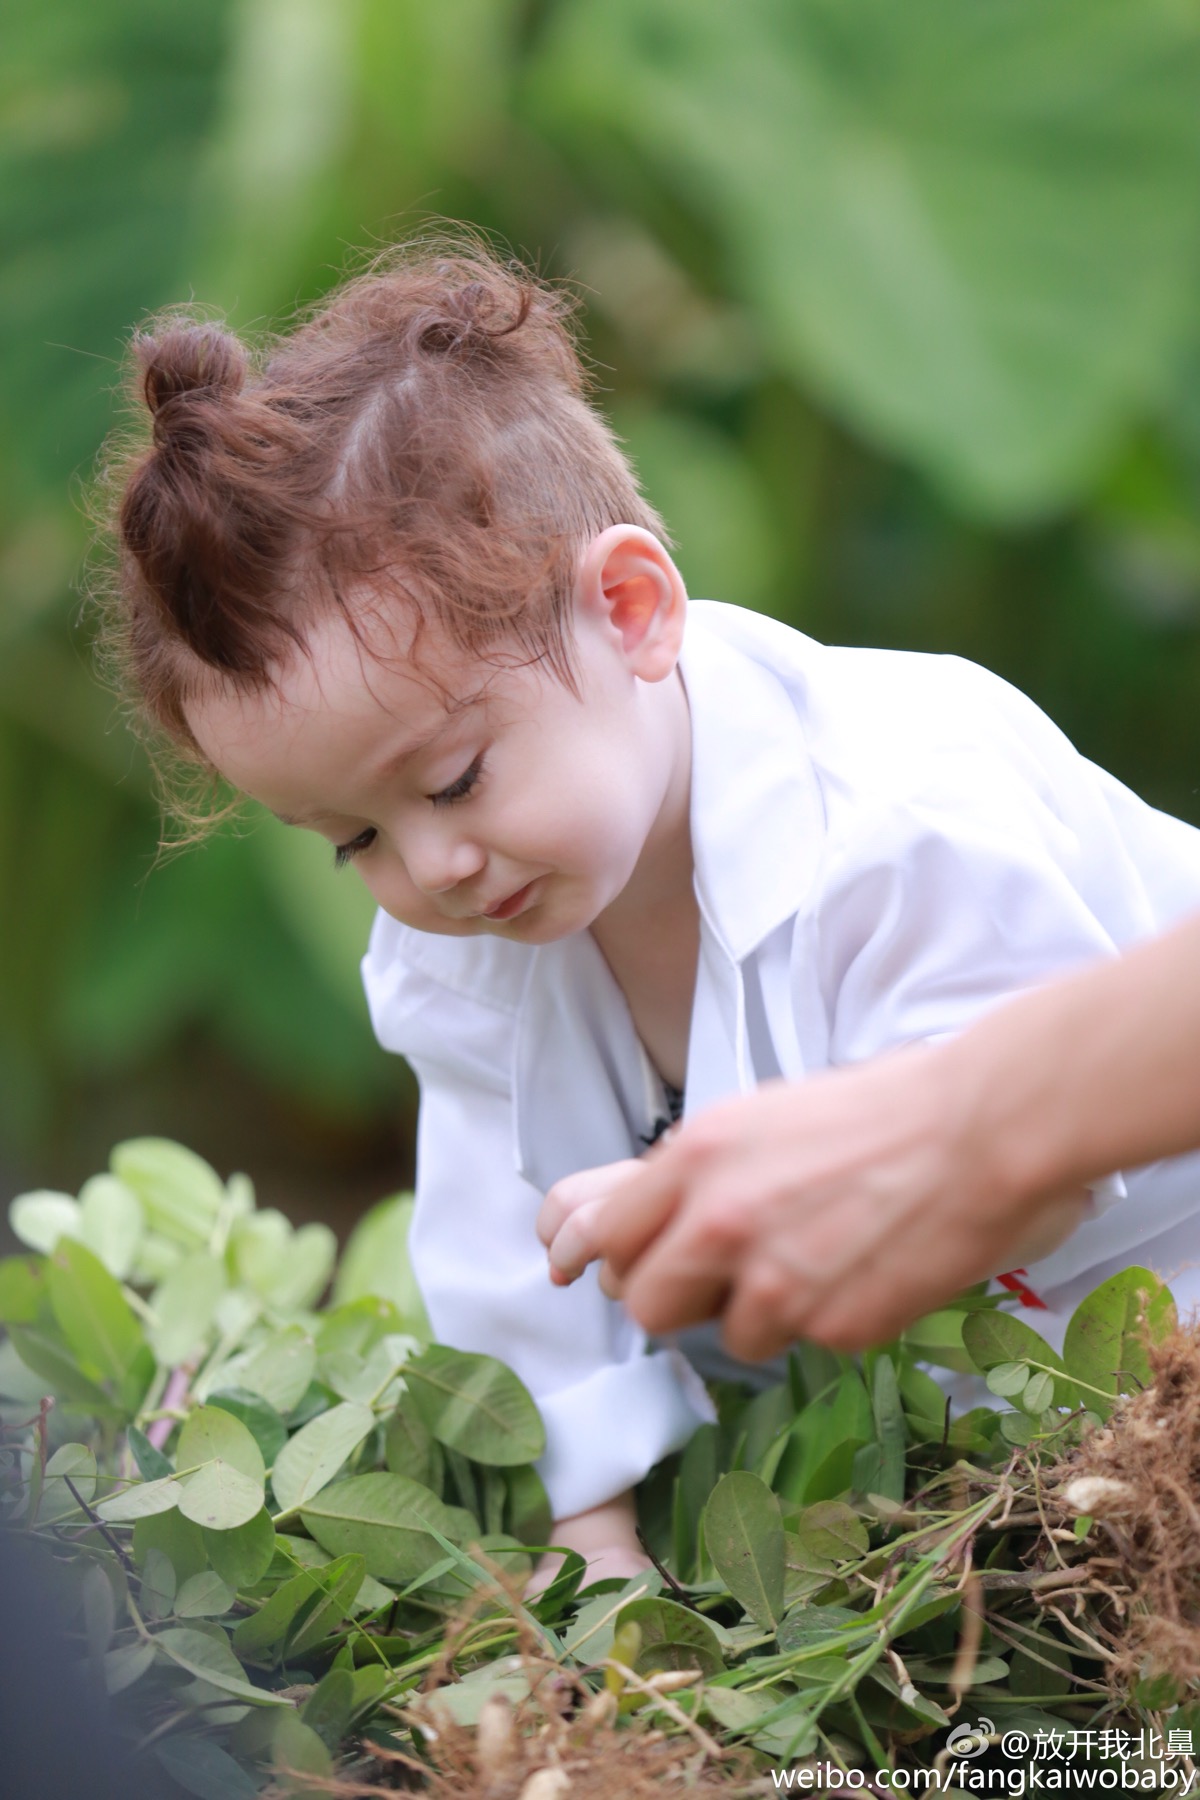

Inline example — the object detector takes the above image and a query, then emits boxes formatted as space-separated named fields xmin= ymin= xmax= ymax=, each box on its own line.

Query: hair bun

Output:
xmin=136 ymin=323 xmax=248 ymax=428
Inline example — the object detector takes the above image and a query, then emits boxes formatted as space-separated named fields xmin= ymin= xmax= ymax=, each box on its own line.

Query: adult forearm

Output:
xmin=950 ymin=911 xmax=1200 ymax=1208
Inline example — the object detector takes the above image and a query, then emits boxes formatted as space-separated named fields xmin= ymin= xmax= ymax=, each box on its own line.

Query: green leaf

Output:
xmin=96 ymin=1474 xmax=186 ymax=1523
xmin=617 ymin=1594 xmax=725 ymax=1676
xmin=299 ymin=1471 xmax=464 ymax=1583
xmin=46 ymin=1238 xmax=146 ymax=1386
xmin=868 ymin=1352 xmax=906 ymax=1503
xmin=148 ymin=1253 xmax=229 ymax=1366
xmin=204 ymin=1509 xmax=277 ymax=1591
xmin=901 ymin=1309 xmax=976 ymax=1374
xmin=82 ymin=1561 xmax=116 ymax=1656
xmin=286 ymin=1554 xmax=366 ymax=1657
xmin=384 ymin=1395 xmax=442 ymax=1490
xmin=154 ymin=1627 xmax=290 ymax=1706
xmin=176 ymin=1405 xmax=266 ymax=1531
xmin=155 ymin=1735 xmax=260 ymax=1800
xmin=141 ymin=1547 xmax=178 ymax=1621
xmin=272 ymin=1401 xmax=375 ymax=1514
xmin=503 ymin=1463 xmax=553 ymax=1549
xmin=272 ymin=1711 xmax=333 ymax=1783
xmin=231 ymin=1554 xmax=365 ymax=1663
xmin=229 ymin=1209 xmax=337 ymax=1311
xmin=702 ymin=1470 xmax=786 ymax=1630
xmin=8 ymin=1327 xmax=121 ymax=1414
xmin=324 ymin=1332 xmax=415 ymax=1406
xmin=175 ymin=1570 xmax=237 ymax=1617
xmin=104 ymin=1640 xmax=157 ymax=1696
xmin=134 ymin=1508 xmax=208 ymax=1585
xmin=37 ymin=1442 xmax=97 ymax=1524
xmin=207 ymin=1387 xmax=289 ymax=1468
xmin=962 ymin=1310 xmax=1080 ymax=1410
xmin=8 ymin=1190 xmax=83 ymax=1255
xmin=986 ymin=1360 xmax=1031 ymax=1399
xmin=77 ymin=1175 xmax=144 ymax=1281
xmin=302 ymin=1667 xmax=356 ymax=1750
xmin=333 ymin=1193 xmax=431 ymax=1338
xmin=1062 ymin=1266 xmax=1177 ymax=1414
xmin=1021 ymin=1370 xmax=1055 ymax=1415
xmin=1000 ymin=1411 xmax=1035 ymax=1446
xmin=403 ymin=1345 xmax=545 ymax=1465
xmin=0 ymin=1256 xmax=42 ymax=1325
xmin=128 ymin=1426 xmax=173 ymax=1483
xmin=232 ymin=1568 xmax=323 ymax=1660
xmin=215 ymin=1327 xmax=317 ymax=1415
xmin=111 ymin=1138 xmax=226 ymax=1245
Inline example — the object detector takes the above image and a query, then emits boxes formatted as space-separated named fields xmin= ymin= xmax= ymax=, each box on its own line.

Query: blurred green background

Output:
xmin=5 ymin=0 xmax=1200 ymax=1228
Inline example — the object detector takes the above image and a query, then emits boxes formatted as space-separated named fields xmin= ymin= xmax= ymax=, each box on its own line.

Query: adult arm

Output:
xmin=567 ymin=909 xmax=1200 ymax=1357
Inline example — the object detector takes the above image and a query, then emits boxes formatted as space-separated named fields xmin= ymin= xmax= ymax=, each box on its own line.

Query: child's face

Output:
xmin=183 ymin=551 xmax=691 ymax=945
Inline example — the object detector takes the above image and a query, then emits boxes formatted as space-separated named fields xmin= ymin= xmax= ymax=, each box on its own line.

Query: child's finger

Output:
xmin=537 ymin=1159 xmax=642 ymax=1249
xmin=546 ymin=1198 xmax=604 ymax=1283
xmin=585 ymin=1147 xmax=687 ymax=1276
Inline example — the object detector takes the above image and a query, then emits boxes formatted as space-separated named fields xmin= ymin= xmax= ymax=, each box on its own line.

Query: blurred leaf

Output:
xmin=530 ymin=0 xmax=1200 ymax=516
xmin=111 ymin=1138 xmax=225 ymax=1246
xmin=0 ymin=1256 xmax=42 ymax=1325
xmin=9 ymin=1191 xmax=83 ymax=1255
xmin=148 ymin=1253 xmax=228 ymax=1366
xmin=77 ymin=1175 xmax=144 ymax=1280
xmin=213 ymin=1327 xmax=317 ymax=1415
xmin=333 ymin=1194 xmax=430 ymax=1336
xmin=104 ymin=1639 xmax=156 ymax=1696
xmin=154 ymin=1735 xmax=260 ymax=1800
xmin=46 ymin=1237 xmax=146 ymax=1387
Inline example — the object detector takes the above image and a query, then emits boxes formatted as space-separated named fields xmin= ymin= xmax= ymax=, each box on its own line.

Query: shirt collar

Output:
xmin=679 ymin=602 xmax=827 ymax=963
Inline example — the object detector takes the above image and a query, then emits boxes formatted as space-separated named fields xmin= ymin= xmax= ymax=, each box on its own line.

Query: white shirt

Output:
xmin=362 ymin=602 xmax=1200 ymax=1518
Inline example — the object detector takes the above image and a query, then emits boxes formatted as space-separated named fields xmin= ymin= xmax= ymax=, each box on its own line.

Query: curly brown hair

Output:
xmin=95 ymin=234 xmax=667 ymax=821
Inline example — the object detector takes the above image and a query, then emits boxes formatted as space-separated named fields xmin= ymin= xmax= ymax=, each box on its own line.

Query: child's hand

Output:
xmin=524 ymin=1490 xmax=654 ymax=1596
xmin=537 ymin=1159 xmax=644 ymax=1287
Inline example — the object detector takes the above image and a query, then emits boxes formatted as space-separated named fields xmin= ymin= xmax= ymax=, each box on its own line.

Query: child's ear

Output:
xmin=575 ymin=525 xmax=687 ymax=681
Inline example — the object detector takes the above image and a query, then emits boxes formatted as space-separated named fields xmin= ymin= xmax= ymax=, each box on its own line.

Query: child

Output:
xmin=105 ymin=241 xmax=1200 ymax=1585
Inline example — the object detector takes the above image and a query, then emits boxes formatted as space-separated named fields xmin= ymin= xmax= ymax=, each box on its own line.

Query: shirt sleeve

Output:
xmin=404 ymin=1051 xmax=713 ymax=1519
xmin=361 ymin=922 xmax=712 ymax=1521
xmin=812 ymin=787 xmax=1133 ymax=1220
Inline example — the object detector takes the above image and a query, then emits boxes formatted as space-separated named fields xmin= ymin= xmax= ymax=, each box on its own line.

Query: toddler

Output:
xmin=106 ymin=242 xmax=1200 ymax=1585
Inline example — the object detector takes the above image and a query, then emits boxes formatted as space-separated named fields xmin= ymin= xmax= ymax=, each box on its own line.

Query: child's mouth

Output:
xmin=481 ymin=880 xmax=537 ymax=922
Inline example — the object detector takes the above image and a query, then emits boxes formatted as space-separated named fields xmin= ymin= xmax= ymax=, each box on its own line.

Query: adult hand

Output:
xmin=562 ymin=1048 xmax=1087 ymax=1360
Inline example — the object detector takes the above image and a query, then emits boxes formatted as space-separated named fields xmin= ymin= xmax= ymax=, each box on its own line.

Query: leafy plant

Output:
xmin=0 ymin=1139 xmax=1193 ymax=1794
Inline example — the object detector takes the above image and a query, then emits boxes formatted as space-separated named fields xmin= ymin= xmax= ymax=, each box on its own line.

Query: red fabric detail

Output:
xmin=995 ymin=1268 xmax=1049 ymax=1310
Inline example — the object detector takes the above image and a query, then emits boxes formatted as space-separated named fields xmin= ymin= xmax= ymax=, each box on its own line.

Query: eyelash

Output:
xmin=430 ymin=752 xmax=485 ymax=810
xmin=331 ymin=753 xmax=486 ymax=869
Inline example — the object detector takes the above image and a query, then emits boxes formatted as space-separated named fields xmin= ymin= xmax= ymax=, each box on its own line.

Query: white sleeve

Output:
xmin=402 ymin=1045 xmax=712 ymax=1520
xmin=814 ymin=792 xmax=1131 ymax=1220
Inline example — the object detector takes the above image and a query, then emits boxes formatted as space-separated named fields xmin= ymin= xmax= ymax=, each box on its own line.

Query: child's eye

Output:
xmin=333 ymin=826 xmax=377 ymax=870
xmin=430 ymin=753 xmax=485 ymax=809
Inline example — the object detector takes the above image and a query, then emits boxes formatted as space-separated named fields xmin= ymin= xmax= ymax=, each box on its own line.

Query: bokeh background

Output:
xmin=5 ymin=0 xmax=1200 ymax=1233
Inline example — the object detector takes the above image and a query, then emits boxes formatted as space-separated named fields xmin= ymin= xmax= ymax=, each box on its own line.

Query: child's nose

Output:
xmin=402 ymin=827 xmax=486 ymax=898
